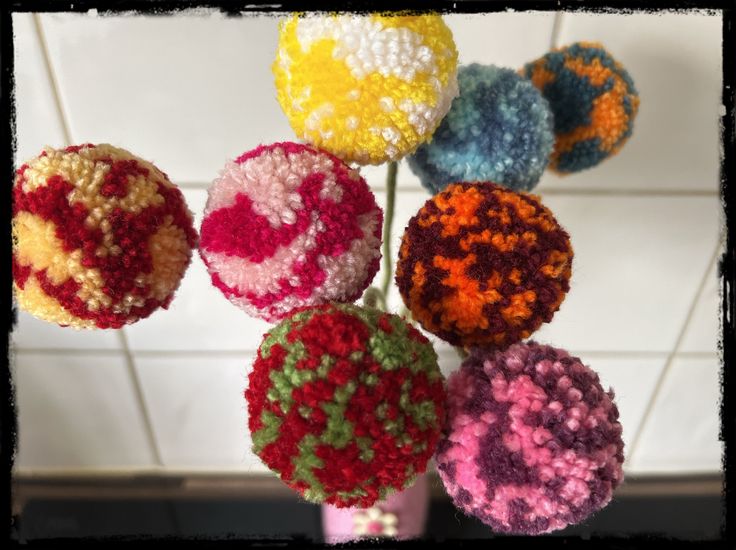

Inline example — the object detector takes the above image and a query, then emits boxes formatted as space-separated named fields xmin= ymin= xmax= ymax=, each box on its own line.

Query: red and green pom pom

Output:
xmin=245 ymin=302 xmax=446 ymax=508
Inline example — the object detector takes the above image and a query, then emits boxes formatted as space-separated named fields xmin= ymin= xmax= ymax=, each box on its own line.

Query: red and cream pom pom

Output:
xmin=199 ymin=142 xmax=383 ymax=323
xmin=12 ymin=144 xmax=197 ymax=329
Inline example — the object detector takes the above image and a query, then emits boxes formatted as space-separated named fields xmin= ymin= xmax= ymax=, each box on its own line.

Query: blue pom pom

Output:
xmin=408 ymin=64 xmax=554 ymax=195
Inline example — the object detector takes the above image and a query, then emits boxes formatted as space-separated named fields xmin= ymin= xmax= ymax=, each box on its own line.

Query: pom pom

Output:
xmin=12 ymin=143 xmax=197 ymax=329
xmin=245 ymin=303 xmax=446 ymax=508
xmin=523 ymin=42 xmax=640 ymax=174
xmin=395 ymin=182 xmax=572 ymax=348
xmin=408 ymin=64 xmax=554 ymax=194
xmin=435 ymin=342 xmax=624 ymax=535
xmin=199 ymin=142 xmax=382 ymax=323
xmin=273 ymin=14 xmax=459 ymax=165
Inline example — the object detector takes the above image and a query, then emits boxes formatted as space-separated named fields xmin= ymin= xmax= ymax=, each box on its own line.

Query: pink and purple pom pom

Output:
xmin=435 ymin=341 xmax=624 ymax=535
xmin=199 ymin=142 xmax=383 ymax=322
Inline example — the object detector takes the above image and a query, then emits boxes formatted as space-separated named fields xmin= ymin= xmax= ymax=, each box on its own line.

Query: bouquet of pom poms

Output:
xmin=12 ymin=12 xmax=640 ymax=538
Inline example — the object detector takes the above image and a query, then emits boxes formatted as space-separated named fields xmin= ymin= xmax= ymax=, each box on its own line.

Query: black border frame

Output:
xmin=1 ymin=1 xmax=733 ymax=547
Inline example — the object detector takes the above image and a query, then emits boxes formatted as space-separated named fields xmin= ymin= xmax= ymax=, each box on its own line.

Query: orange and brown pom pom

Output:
xmin=395 ymin=182 xmax=572 ymax=348
xmin=12 ymin=144 xmax=197 ymax=329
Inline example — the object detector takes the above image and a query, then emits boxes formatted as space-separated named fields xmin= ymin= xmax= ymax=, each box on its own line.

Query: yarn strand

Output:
xmin=380 ymin=161 xmax=398 ymax=305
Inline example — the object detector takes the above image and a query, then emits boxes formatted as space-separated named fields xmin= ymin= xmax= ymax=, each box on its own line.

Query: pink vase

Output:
xmin=321 ymin=474 xmax=430 ymax=544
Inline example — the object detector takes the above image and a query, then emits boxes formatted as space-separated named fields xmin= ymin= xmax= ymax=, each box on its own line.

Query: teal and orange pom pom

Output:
xmin=395 ymin=182 xmax=573 ymax=348
xmin=245 ymin=302 xmax=446 ymax=508
xmin=522 ymin=42 xmax=639 ymax=174
xmin=12 ymin=144 xmax=196 ymax=329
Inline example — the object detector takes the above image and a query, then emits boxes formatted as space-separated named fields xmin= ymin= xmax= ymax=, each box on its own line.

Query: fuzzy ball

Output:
xmin=246 ymin=302 xmax=446 ymax=508
xmin=12 ymin=143 xmax=197 ymax=329
xmin=435 ymin=342 xmax=624 ymax=535
xmin=522 ymin=42 xmax=640 ymax=174
xmin=199 ymin=142 xmax=382 ymax=323
xmin=273 ymin=14 xmax=459 ymax=165
xmin=396 ymin=182 xmax=572 ymax=348
xmin=408 ymin=64 xmax=554 ymax=194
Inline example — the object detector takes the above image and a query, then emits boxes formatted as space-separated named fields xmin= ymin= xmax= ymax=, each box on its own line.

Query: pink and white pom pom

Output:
xmin=199 ymin=142 xmax=383 ymax=322
xmin=435 ymin=341 xmax=624 ymax=535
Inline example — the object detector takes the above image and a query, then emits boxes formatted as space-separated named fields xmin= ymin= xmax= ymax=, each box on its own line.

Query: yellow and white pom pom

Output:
xmin=273 ymin=14 xmax=459 ymax=165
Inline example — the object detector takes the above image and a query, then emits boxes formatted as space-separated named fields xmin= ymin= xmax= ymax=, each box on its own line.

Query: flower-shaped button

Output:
xmin=352 ymin=507 xmax=398 ymax=537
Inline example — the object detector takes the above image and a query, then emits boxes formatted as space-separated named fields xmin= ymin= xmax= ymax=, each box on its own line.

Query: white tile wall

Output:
xmin=13 ymin=352 xmax=156 ymax=469
xmin=38 ymin=12 xmax=290 ymax=186
xmin=628 ymin=355 xmax=723 ymax=473
xmin=532 ymin=194 xmax=721 ymax=353
xmin=447 ymin=12 xmax=555 ymax=67
xmin=680 ymin=256 xmax=723 ymax=354
xmin=12 ymin=309 xmax=122 ymax=350
xmin=12 ymin=13 xmax=66 ymax=163
xmin=135 ymin=354 xmax=266 ymax=471
xmin=11 ymin=11 xmax=725 ymax=476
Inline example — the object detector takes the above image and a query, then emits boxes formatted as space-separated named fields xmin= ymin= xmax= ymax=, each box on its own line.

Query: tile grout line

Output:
xmin=116 ymin=330 xmax=164 ymax=467
xmin=550 ymin=10 xmax=564 ymax=50
xmin=626 ymin=243 xmax=722 ymax=466
xmin=33 ymin=12 xmax=164 ymax=469
xmin=32 ymin=13 xmax=73 ymax=146
xmin=535 ymin=188 xmax=720 ymax=197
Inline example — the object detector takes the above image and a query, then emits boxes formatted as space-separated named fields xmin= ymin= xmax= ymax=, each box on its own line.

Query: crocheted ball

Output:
xmin=435 ymin=342 xmax=624 ymax=535
xmin=246 ymin=302 xmax=446 ymax=508
xmin=408 ymin=64 xmax=554 ymax=194
xmin=199 ymin=142 xmax=382 ymax=323
xmin=396 ymin=182 xmax=572 ymax=348
xmin=522 ymin=42 xmax=640 ymax=174
xmin=12 ymin=144 xmax=197 ymax=329
xmin=273 ymin=14 xmax=459 ymax=165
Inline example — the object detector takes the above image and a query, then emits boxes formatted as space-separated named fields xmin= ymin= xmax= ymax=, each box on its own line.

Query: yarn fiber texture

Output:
xmin=523 ymin=41 xmax=640 ymax=174
xmin=273 ymin=14 xmax=459 ymax=165
xmin=12 ymin=144 xmax=197 ymax=329
xmin=395 ymin=182 xmax=572 ymax=348
xmin=199 ymin=142 xmax=382 ymax=323
xmin=246 ymin=302 xmax=446 ymax=508
xmin=408 ymin=64 xmax=554 ymax=194
xmin=435 ymin=342 xmax=624 ymax=535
